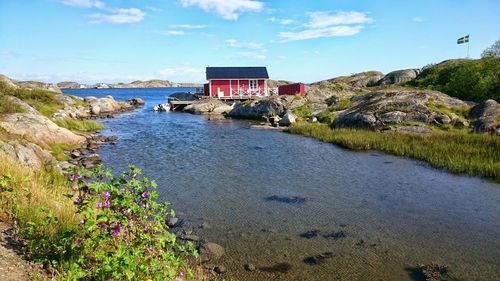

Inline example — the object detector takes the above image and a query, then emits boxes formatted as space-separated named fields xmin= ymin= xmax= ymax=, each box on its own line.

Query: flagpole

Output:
xmin=467 ymin=40 xmax=470 ymax=58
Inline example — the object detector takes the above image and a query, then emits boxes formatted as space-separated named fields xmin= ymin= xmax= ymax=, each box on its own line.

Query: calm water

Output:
xmin=65 ymin=88 xmax=500 ymax=281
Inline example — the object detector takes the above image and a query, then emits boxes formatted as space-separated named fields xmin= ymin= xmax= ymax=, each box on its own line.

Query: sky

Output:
xmin=0 ymin=0 xmax=499 ymax=84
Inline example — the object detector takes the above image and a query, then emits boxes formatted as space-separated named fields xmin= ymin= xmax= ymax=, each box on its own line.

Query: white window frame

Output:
xmin=249 ymin=79 xmax=258 ymax=91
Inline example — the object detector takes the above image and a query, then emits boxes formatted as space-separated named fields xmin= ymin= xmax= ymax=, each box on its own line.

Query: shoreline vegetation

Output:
xmin=286 ymin=122 xmax=500 ymax=182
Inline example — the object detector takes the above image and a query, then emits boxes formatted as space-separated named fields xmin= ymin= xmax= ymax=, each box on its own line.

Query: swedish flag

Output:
xmin=457 ymin=35 xmax=470 ymax=44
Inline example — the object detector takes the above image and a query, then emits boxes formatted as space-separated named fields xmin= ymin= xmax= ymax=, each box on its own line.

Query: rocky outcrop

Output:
xmin=85 ymin=95 xmax=122 ymax=115
xmin=377 ymin=69 xmax=420 ymax=85
xmin=0 ymin=140 xmax=56 ymax=168
xmin=228 ymin=98 xmax=287 ymax=120
xmin=57 ymin=81 xmax=81 ymax=89
xmin=183 ymin=99 xmax=233 ymax=115
xmin=14 ymin=81 xmax=61 ymax=93
xmin=306 ymin=71 xmax=384 ymax=106
xmin=0 ymin=74 xmax=18 ymax=88
xmin=470 ymin=99 xmax=500 ymax=135
xmin=0 ymin=96 xmax=86 ymax=147
xmin=333 ymin=90 xmax=470 ymax=131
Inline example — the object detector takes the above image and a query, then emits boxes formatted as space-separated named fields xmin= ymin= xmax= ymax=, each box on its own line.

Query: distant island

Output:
xmin=57 ymin=79 xmax=203 ymax=89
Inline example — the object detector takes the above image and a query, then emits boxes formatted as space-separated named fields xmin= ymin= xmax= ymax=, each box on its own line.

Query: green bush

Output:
xmin=65 ymin=165 xmax=196 ymax=280
xmin=0 ymin=94 xmax=25 ymax=114
xmin=408 ymin=57 xmax=500 ymax=102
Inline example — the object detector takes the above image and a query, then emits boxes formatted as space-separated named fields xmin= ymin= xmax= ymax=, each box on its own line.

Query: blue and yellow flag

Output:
xmin=457 ymin=35 xmax=470 ymax=44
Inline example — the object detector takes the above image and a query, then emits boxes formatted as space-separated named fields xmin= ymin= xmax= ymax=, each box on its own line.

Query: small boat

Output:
xmin=153 ymin=103 xmax=170 ymax=112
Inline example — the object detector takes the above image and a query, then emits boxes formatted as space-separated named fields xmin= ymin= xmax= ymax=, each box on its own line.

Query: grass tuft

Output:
xmin=287 ymin=122 xmax=500 ymax=182
xmin=54 ymin=118 xmax=104 ymax=133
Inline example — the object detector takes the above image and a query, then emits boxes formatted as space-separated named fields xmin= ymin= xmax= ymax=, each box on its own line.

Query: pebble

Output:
xmin=244 ymin=263 xmax=256 ymax=272
xmin=214 ymin=265 xmax=227 ymax=274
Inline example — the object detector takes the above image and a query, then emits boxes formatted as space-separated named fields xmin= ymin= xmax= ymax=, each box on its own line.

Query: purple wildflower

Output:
xmin=144 ymin=225 xmax=149 ymax=233
xmin=100 ymin=222 xmax=108 ymax=230
xmin=110 ymin=225 xmax=121 ymax=237
xmin=123 ymin=208 xmax=131 ymax=215
xmin=141 ymin=191 xmax=148 ymax=199
xmin=96 ymin=200 xmax=111 ymax=209
xmin=70 ymin=174 xmax=80 ymax=182
xmin=132 ymin=173 xmax=137 ymax=178
xmin=80 ymin=218 xmax=86 ymax=225
xmin=179 ymin=271 xmax=184 ymax=277
xmin=102 ymin=190 xmax=111 ymax=199
xmin=74 ymin=195 xmax=82 ymax=205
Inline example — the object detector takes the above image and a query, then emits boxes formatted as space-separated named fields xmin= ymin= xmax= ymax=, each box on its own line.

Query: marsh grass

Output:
xmin=54 ymin=118 xmax=104 ymax=133
xmin=287 ymin=122 xmax=500 ymax=182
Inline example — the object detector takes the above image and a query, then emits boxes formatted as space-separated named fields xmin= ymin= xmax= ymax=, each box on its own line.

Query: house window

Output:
xmin=249 ymin=80 xmax=258 ymax=91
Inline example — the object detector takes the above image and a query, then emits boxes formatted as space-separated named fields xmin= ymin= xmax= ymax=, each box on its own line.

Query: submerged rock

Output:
xmin=300 ymin=230 xmax=320 ymax=239
xmin=199 ymin=242 xmax=225 ymax=263
xmin=303 ymin=252 xmax=334 ymax=265
xmin=244 ymin=263 xmax=256 ymax=272
xmin=265 ymin=195 xmax=306 ymax=204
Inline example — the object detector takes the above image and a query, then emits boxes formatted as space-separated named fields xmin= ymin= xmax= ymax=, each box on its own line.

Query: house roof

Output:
xmin=206 ymin=67 xmax=269 ymax=80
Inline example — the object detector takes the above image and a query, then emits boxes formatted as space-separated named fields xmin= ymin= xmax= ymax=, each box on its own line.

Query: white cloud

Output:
xmin=412 ymin=17 xmax=426 ymax=23
xmin=61 ymin=0 xmax=104 ymax=8
xmin=279 ymin=11 xmax=371 ymax=41
xmin=179 ymin=0 xmax=264 ymax=20
xmin=226 ymin=39 xmax=263 ymax=49
xmin=156 ymin=30 xmax=186 ymax=36
xmin=306 ymin=11 xmax=371 ymax=28
xmin=169 ymin=24 xmax=207 ymax=29
xmin=145 ymin=6 xmax=162 ymax=12
xmin=89 ymin=8 xmax=146 ymax=24
xmin=158 ymin=67 xmax=205 ymax=82
xmin=237 ymin=51 xmax=266 ymax=60
xmin=268 ymin=17 xmax=294 ymax=25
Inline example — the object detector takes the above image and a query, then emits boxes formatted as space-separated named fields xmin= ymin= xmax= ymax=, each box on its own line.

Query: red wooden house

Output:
xmin=205 ymin=67 xmax=269 ymax=99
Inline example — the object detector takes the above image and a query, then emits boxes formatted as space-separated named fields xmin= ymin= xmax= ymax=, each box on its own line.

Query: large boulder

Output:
xmin=0 ymin=96 xmax=86 ymax=147
xmin=183 ymin=99 xmax=233 ymax=115
xmin=228 ymin=98 xmax=287 ymax=119
xmin=377 ymin=69 xmax=420 ymax=85
xmin=85 ymin=95 xmax=122 ymax=115
xmin=470 ymin=99 xmax=500 ymax=135
xmin=333 ymin=90 xmax=470 ymax=131
xmin=279 ymin=111 xmax=298 ymax=126
xmin=0 ymin=140 xmax=56 ymax=168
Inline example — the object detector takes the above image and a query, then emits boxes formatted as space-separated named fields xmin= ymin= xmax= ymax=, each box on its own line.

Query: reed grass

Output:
xmin=287 ymin=122 xmax=500 ymax=182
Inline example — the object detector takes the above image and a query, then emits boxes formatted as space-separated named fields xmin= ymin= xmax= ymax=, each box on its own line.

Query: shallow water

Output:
xmin=65 ymin=89 xmax=500 ymax=280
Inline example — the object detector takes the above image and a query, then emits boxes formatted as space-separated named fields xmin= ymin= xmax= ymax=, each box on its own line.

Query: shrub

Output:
xmin=65 ymin=165 xmax=196 ymax=280
xmin=408 ymin=57 xmax=500 ymax=102
xmin=0 ymin=95 xmax=25 ymax=114
xmin=0 ymin=81 xmax=63 ymax=117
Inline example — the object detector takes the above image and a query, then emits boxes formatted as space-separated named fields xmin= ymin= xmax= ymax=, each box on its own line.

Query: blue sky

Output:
xmin=1 ymin=0 xmax=499 ymax=83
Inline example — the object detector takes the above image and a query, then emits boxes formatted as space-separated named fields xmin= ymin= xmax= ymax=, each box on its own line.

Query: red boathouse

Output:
xmin=205 ymin=67 xmax=269 ymax=99
xmin=278 ymin=83 xmax=305 ymax=96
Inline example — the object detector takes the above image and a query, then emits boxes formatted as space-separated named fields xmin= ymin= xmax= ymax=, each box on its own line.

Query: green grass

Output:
xmin=292 ymin=103 xmax=313 ymax=119
xmin=54 ymin=118 xmax=104 ymax=133
xmin=0 ymin=81 xmax=63 ymax=117
xmin=329 ymin=99 xmax=352 ymax=111
xmin=0 ymin=94 xmax=25 ymax=115
xmin=287 ymin=122 xmax=500 ymax=182
xmin=48 ymin=143 xmax=79 ymax=161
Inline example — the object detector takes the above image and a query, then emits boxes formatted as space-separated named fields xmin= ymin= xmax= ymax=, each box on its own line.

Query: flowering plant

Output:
xmin=67 ymin=165 xmax=196 ymax=280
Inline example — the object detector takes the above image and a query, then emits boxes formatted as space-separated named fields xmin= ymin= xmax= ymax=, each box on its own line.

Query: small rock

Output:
xmin=300 ymin=230 xmax=320 ymax=239
xmin=307 ymin=116 xmax=318 ymax=123
xmin=70 ymin=150 xmax=81 ymax=158
xmin=166 ymin=217 xmax=178 ymax=227
xmin=199 ymin=222 xmax=210 ymax=229
xmin=244 ymin=263 xmax=256 ymax=272
xmin=214 ymin=265 xmax=227 ymax=274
